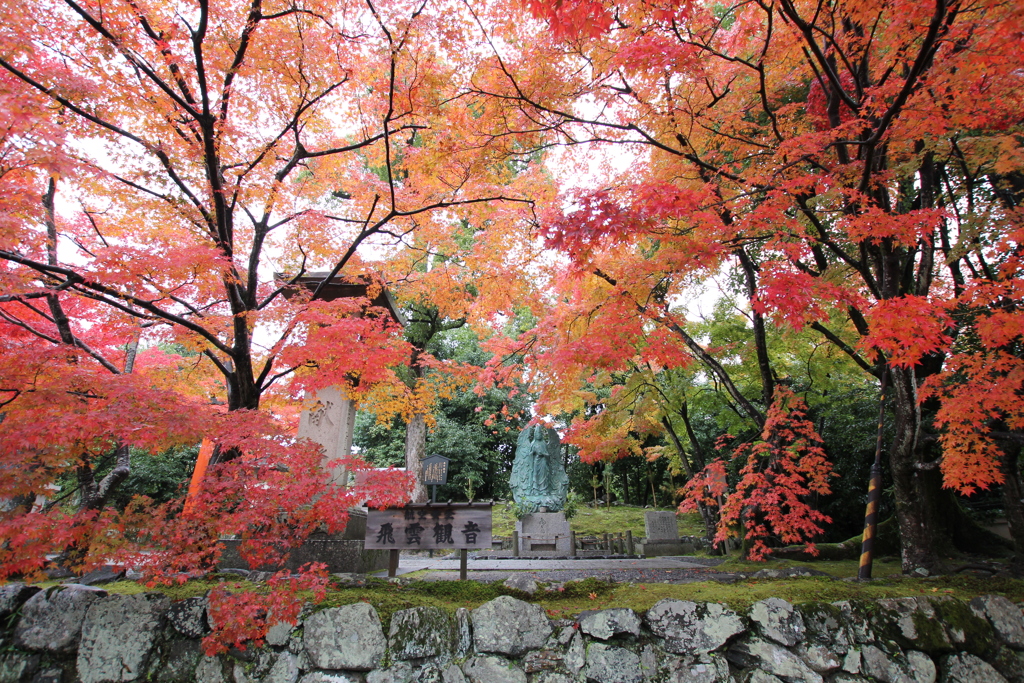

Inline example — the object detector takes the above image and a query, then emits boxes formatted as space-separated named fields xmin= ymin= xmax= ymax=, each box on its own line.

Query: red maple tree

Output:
xmin=467 ymin=0 xmax=1024 ymax=569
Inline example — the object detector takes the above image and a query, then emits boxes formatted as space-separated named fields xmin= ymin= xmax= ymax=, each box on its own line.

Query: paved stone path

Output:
xmin=373 ymin=554 xmax=744 ymax=584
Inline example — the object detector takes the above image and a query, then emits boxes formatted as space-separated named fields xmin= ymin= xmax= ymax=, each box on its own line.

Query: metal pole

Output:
xmin=459 ymin=548 xmax=468 ymax=580
xmin=859 ymin=369 xmax=889 ymax=580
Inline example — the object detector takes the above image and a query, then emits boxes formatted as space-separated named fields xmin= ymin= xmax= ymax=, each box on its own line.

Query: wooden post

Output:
xmin=626 ymin=530 xmax=634 ymax=556
xmin=459 ymin=548 xmax=468 ymax=581
xmin=569 ymin=530 xmax=577 ymax=557
xmin=860 ymin=370 xmax=889 ymax=580
xmin=388 ymin=549 xmax=399 ymax=578
xmin=512 ymin=530 xmax=520 ymax=557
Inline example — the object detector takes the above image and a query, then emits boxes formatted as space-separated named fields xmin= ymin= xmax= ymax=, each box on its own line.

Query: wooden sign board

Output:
xmin=420 ymin=455 xmax=450 ymax=486
xmin=365 ymin=503 xmax=492 ymax=550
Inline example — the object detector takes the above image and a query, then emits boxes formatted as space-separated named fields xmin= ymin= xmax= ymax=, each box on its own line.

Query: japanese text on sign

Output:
xmin=421 ymin=456 xmax=449 ymax=486
xmin=365 ymin=504 xmax=492 ymax=550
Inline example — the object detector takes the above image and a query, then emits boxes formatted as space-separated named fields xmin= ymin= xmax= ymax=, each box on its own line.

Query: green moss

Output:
xmin=557 ymin=578 xmax=616 ymax=599
xmin=798 ymin=602 xmax=845 ymax=642
xmin=491 ymin=503 xmax=703 ymax=539
xmin=936 ymin=599 xmax=996 ymax=657
xmin=714 ymin=555 xmax=903 ymax=578
xmin=909 ymin=609 xmax=954 ymax=654
xmin=89 ymin=564 xmax=1024 ymax=644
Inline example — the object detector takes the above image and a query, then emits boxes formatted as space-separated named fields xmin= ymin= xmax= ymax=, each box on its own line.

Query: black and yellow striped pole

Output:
xmin=859 ymin=370 xmax=888 ymax=580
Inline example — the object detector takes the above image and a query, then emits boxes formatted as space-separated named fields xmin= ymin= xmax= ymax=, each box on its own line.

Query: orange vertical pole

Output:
xmin=183 ymin=439 xmax=215 ymax=516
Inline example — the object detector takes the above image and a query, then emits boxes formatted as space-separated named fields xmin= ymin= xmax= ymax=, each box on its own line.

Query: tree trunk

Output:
xmin=888 ymin=366 xmax=946 ymax=572
xmin=405 ymin=412 xmax=429 ymax=503
xmin=619 ymin=465 xmax=630 ymax=505
xmin=736 ymin=247 xmax=775 ymax=409
xmin=999 ymin=439 xmax=1024 ymax=555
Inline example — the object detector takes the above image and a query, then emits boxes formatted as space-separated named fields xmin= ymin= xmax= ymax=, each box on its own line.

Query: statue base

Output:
xmin=515 ymin=512 xmax=572 ymax=555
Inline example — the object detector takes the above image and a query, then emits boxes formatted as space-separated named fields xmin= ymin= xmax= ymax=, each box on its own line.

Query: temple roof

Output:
xmin=275 ymin=272 xmax=406 ymax=326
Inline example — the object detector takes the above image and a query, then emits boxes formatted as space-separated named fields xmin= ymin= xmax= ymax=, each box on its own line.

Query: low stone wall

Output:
xmin=2 ymin=581 xmax=1024 ymax=683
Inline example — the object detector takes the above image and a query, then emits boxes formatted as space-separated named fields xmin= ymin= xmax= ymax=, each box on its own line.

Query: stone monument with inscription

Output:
xmin=511 ymin=425 xmax=572 ymax=555
xmin=639 ymin=510 xmax=689 ymax=557
xmin=219 ymin=273 xmax=405 ymax=575
xmin=298 ymin=385 xmax=357 ymax=488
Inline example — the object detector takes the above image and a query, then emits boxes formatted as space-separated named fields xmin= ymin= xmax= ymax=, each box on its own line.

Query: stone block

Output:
xmin=365 ymin=661 xmax=415 ymax=683
xmin=858 ymin=644 xmax=936 ymax=683
xmin=749 ymin=598 xmax=805 ymax=647
xmin=471 ymin=596 xmax=551 ymax=656
xmin=298 ymin=673 xmax=361 ymax=683
xmin=0 ymin=583 xmax=40 ymax=622
xmin=503 ymin=575 xmax=538 ymax=595
xmin=653 ymin=652 xmax=732 ymax=683
xmin=76 ymin=592 xmax=170 ymax=683
xmin=530 ymin=674 xmax=574 ymax=683
xmin=638 ymin=541 xmax=691 ymax=557
xmin=578 ymin=608 xmax=642 ymax=640
xmin=971 ymin=595 xmax=1024 ymax=649
xmin=0 ymin=653 xmax=40 ymax=682
xmin=266 ymin=620 xmax=295 ymax=648
xmin=389 ymin=606 xmax=455 ymax=660
xmin=646 ymin=600 xmax=745 ymax=655
xmin=154 ymin=640 xmax=203 ymax=683
xmin=304 ymin=602 xmax=387 ymax=671
xmin=194 ymin=656 xmax=225 ymax=683
xmin=940 ymin=652 xmax=1008 ymax=683
xmin=442 ymin=664 xmax=468 ymax=683
xmin=14 ymin=584 xmax=108 ymax=654
xmin=585 ymin=643 xmax=643 ymax=683
xmin=522 ymin=648 xmax=565 ymax=674
xmin=727 ymin=637 xmax=822 ymax=683
xmin=461 ymin=655 xmax=527 ymax=683
xmin=799 ymin=603 xmax=854 ymax=654
xmin=565 ymin=630 xmax=585 ymax=675
xmin=794 ymin=643 xmax=842 ymax=674
xmin=167 ymin=596 xmax=209 ymax=639
xmin=454 ymin=607 xmax=472 ymax=659
xmin=77 ymin=565 xmax=126 ymax=586
xmin=990 ymin=644 xmax=1024 ymax=683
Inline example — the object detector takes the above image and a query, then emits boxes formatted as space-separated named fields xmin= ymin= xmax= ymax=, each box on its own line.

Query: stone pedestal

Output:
xmin=515 ymin=512 xmax=572 ymax=555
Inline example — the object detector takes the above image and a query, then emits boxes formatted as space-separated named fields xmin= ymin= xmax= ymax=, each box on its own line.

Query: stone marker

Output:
xmin=640 ymin=511 xmax=690 ymax=557
xmin=645 ymin=511 xmax=680 ymax=541
xmin=298 ymin=385 xmax=356 ymax=488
